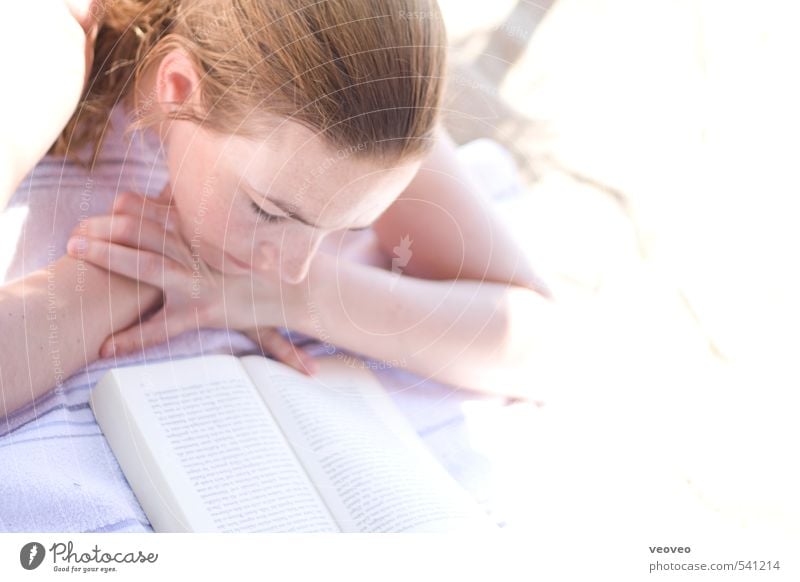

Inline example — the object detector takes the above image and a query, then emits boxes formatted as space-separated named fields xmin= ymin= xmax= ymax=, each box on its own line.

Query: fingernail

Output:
xmin=101 ymin=341 xmax=115 ymax=358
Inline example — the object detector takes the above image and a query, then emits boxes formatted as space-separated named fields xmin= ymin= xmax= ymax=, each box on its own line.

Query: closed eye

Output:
xmin=250 ymin=200 xmax=287 ymax=224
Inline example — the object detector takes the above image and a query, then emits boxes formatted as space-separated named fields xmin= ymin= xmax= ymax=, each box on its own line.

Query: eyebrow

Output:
xmin=248 ymin=186 xmax=375 ymax=231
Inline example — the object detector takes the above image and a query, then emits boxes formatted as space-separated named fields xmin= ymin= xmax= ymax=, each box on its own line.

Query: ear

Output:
xmin=154 ymin=49 xmax=202 ymax=115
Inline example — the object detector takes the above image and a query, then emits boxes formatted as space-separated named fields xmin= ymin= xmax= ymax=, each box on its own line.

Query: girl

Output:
xmin=1 ymin=0 xmax=550 ymax=418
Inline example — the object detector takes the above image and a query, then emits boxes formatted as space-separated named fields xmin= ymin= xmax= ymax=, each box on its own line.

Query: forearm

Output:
xmin=291 ymin=256 xmax=551 ymax=399
xmin=0 ymin=255 xmax=160 ymax=419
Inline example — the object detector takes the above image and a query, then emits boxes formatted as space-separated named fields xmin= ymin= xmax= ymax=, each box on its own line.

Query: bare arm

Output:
xmin=0 ymin=256 xmax=159 ymax=420
xmin=291 ymin=254 xmax=550 ymax=399
xmin=287 ymin=129 xmax=553 ymax=399
xmin=0 ymin=0 xmax=96 ymax=206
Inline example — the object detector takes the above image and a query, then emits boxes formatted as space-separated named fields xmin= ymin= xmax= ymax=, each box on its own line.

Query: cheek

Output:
xmin=168 ymin=182 xmax=254 ymax=262
xmin=226 ymin=224 xmax=301 ymax=268
xmin=168 ymin=174 xmax=236 ymax=248
xmin=165 ymin=126 xmax=228 ymax=237
xmin=224 ymin=215 xmax=272 ymax=252
xmin=265 ymin=226 xmax=327 ymax=260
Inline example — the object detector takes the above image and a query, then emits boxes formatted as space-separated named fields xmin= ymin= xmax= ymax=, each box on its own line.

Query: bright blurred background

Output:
xmin=1 ymin=0 xmax=796 ymax=543
xmin=436 ymin=0 xmax=800 ymax=539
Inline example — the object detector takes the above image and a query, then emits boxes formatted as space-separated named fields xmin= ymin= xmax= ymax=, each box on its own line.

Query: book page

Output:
xmin=241 ymin=355 xmax=495 ymax=533
xmin=91 ymin=354 xmax=338 ymax=532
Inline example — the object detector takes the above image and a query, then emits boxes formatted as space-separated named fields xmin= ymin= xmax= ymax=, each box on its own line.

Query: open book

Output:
xmin=90 ymin=354 xmax=495 ymax=532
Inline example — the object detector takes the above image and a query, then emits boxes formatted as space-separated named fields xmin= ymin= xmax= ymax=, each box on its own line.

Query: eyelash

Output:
xmin=250 ymin=200 xmax=286 ymax=224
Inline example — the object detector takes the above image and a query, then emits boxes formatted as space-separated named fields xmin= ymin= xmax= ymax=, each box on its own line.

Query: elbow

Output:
xmin=426 ymin=284 xmax=558 ymax=400
xmin=490 ymin=286 xmax=556 ymax=400
xmin=499 ymin=286 xmax=553 ymax=361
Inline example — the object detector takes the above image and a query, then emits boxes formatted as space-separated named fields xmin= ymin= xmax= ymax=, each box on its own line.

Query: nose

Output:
xmin=276 ymin=233 xmax=326 ymax=284
xmin=280 ymin=258 xmax=312 ymax=284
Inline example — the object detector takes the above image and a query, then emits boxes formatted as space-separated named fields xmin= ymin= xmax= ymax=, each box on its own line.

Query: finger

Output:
xmin=113 ymin=192 xmax=179 ymax=231
xmin=249 ymin=328 xmax=317 ymax=376
xmin=155 ymin=183 xmax=174 ymax=206
xmin=100 ymin=309 xmax=194 ymax=358
xmin=67 ymin=237 xmax=183 ymax=288
xmin=76 ymin=214 xmax=191 ymax=266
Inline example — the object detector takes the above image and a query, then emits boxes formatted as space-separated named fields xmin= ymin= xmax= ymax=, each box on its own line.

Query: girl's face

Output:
xmin=161 ymin=119 xmax=421 ymax=283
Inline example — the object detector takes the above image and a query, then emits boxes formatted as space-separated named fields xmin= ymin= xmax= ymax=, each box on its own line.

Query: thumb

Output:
xmin=154 ymin=183 xmax=174 ymax=206
xmin=247 ymin=328 xmax=318 ymax=376
xmin=100 ymin=309 xmax=191 ymax=358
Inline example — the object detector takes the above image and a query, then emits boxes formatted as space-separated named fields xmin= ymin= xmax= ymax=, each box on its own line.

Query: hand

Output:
xmin=67 ymin=189 xmax=317 ymax=375
xmin=244 ymin=327 xmax=318 ymax=376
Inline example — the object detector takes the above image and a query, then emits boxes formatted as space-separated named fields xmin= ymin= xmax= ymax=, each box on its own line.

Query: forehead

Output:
xmin=217 ymin=123 xmax=418 ymax=223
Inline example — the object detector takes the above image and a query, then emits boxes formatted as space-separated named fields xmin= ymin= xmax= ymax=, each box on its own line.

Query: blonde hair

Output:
xmin=53 ymin=0 xmax=447 ymax=165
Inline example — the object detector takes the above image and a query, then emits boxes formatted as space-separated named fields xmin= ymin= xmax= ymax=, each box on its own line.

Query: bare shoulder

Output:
xmin=3 ymin=2 xmax=91 ymax=81
xmin=1 ymin=0 xmax=96 ymax=205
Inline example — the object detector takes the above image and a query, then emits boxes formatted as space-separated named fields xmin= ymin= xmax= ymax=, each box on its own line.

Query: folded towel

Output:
xmin=0 ymin=110 xmax=530 ymax=532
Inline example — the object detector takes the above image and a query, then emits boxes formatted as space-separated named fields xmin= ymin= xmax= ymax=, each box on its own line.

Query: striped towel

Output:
xmin=0 ymin=106 xmax=527 ymax=532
